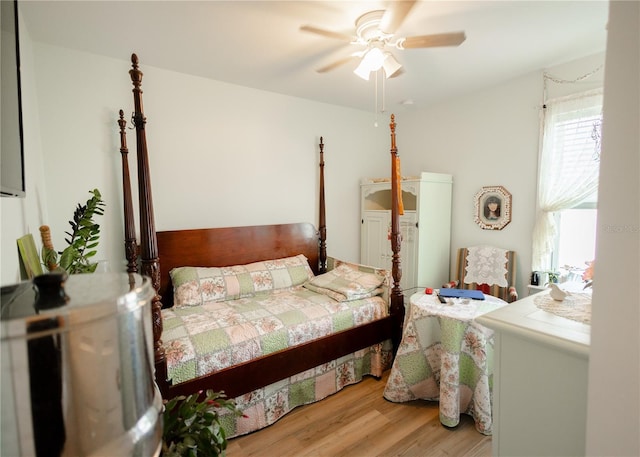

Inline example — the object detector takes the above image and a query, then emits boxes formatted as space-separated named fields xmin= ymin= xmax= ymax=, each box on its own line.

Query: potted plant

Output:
xmin=161 ymin=389 xmax=243 ymax=457
xmin=545 ymin=270 xmax=560 ymax=285
xmin=40 ymin=189 xmax=105 ymax=274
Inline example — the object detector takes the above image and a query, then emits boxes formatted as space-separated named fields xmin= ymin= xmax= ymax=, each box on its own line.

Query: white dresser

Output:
xmin=476 ymin=290 xmax=590 ymax=457
xmin=360 ymin=172 xmax=452 ymax=293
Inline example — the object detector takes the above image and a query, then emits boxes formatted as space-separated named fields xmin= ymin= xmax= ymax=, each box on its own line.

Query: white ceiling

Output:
xmin=19 ymin=0 xmax=609 ymax=113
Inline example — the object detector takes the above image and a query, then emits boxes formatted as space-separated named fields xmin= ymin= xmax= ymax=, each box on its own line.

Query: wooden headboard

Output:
xmin=156 ymin=222 xmax=320 ymax=308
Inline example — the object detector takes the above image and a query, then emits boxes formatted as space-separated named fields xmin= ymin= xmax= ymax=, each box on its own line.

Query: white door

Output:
xmin=361 ymin=211 xmax=388 ymax=268
xmin=361 ymin=211 xmax=417 ymax=291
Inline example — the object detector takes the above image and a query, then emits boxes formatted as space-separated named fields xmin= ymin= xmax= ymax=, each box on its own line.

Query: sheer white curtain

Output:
xmin=531 ymin=90 xmax=603 ymax=271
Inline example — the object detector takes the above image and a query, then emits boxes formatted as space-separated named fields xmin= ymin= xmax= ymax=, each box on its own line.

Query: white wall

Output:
xmin=400 ymin=53 xmax=605 ymax=295
xmin=1 ymin=36 xmax=392 ymax=285
xmin=3 ymin=2 xmax=638 ymax=455
xmin=0 ymin=11 xmax=48 ymax=285
xmin=1 ymin=17 xmax=606 ymax=298
xmin=586 ymin=1 xmax=639 ymax=455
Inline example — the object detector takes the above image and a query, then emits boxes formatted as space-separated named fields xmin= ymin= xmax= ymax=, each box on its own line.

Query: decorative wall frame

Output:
xmin=474 ymin=186 xmax=512 ymax=230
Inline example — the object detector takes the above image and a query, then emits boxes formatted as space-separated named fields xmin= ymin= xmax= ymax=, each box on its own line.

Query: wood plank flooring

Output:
xmin=226 ymin=370 xmax=492 ymax=457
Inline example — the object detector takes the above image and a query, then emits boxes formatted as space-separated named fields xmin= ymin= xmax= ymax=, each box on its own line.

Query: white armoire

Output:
xmin=360 ymin=172 xmax=453 ymax=294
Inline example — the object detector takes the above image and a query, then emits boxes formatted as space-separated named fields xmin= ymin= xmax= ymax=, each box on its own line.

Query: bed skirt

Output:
xmin=219 ymin=340 xmax=393 ymax=438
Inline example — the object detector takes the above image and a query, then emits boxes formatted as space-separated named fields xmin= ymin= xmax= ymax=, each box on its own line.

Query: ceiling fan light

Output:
xmin=354 ymin=47 xmax=385 ymax=80
xmin=382 ymin=53 xmax=402 ymax=78
xmin=353 ymin=62 xmax=372 ymax=80
xmin=363 ymin=47 xmax=385 ymax=71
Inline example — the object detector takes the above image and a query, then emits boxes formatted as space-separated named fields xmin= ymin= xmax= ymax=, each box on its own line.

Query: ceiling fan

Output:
xmin=300 ymin=0 xmax=466 ymax=80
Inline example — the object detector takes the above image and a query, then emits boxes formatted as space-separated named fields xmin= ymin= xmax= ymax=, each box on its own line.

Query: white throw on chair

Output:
xmin=443 ymin=246 xmax=518 ymax=302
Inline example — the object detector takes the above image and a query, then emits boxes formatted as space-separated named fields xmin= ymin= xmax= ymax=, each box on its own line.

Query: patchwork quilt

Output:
xmin=161 ymin=287 xmax=389 ymax=384
xmin=161 ymin=255 xmax=393 ymax=437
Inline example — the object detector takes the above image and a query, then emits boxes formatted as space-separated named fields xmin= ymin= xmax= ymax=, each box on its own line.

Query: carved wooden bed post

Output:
xmin=118 ymin=110 xmax=138 ymax=274
xmin=118 ymin=54 xmax=400 ymax=402
xmin=129 ymin=54 xmax=165 ymax=367
xmin=389 ymin=114 xmax=404 ymax=349
xmin=318 ymin=137 xmax=327 ymax=273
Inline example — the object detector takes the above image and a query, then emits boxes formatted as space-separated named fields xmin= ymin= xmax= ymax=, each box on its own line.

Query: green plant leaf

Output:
xmin=162 ymin=389 xmax=242 ymax=457
xmin=49 ymin=189 xmax=106 ymax=275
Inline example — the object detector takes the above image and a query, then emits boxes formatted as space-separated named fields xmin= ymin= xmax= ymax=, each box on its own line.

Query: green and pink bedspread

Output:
xmin=161 ymin=255 xmax=393 ymax=437
xmin=161 ymin=287 xmax=389 ymax=384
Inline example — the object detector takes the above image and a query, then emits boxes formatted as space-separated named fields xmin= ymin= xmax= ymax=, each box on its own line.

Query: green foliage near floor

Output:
xmin=162 ymin=390 xmax=242 ymax=457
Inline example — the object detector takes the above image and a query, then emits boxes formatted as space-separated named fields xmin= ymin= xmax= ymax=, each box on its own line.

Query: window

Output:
xmin=554 ymin=194 xmax=598 ymax=280
xmin=532 ymin=90 xmax=603 ymax=278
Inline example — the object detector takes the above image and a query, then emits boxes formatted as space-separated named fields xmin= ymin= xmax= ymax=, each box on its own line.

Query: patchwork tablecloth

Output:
xmin=383 ymin=292 xmax=508 ymax=435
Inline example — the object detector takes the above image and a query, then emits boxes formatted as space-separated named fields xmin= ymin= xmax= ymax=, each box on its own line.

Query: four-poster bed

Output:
xmin=119 ymin=54 xmax=405 ymax=436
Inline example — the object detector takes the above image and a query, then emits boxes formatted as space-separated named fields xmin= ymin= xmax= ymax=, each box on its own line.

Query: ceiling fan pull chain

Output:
xmin=374 ymin=71 xmax=379 ymax=127
xmin=382 ymin=71 xmax=386 ymax=113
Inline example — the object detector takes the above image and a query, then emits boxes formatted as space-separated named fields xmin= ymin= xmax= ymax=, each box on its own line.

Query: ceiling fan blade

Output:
xmin=316 ymin=55 xmax=359 ymax=73
xmin=379 ymin=0 xmax=417 ymax=34
xmin=300 ymin=25 xmax=353 ymax=42
xmin=400 ymin=32 xmax=466 ymax=49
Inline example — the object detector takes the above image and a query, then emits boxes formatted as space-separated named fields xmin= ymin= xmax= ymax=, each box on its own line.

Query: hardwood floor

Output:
xmin=226 ymin=370 xmax=492 ymax=457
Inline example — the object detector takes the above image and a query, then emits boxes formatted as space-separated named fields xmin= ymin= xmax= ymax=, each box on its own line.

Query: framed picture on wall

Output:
xmin=474 ymin=185 xmax=512 ymax=230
